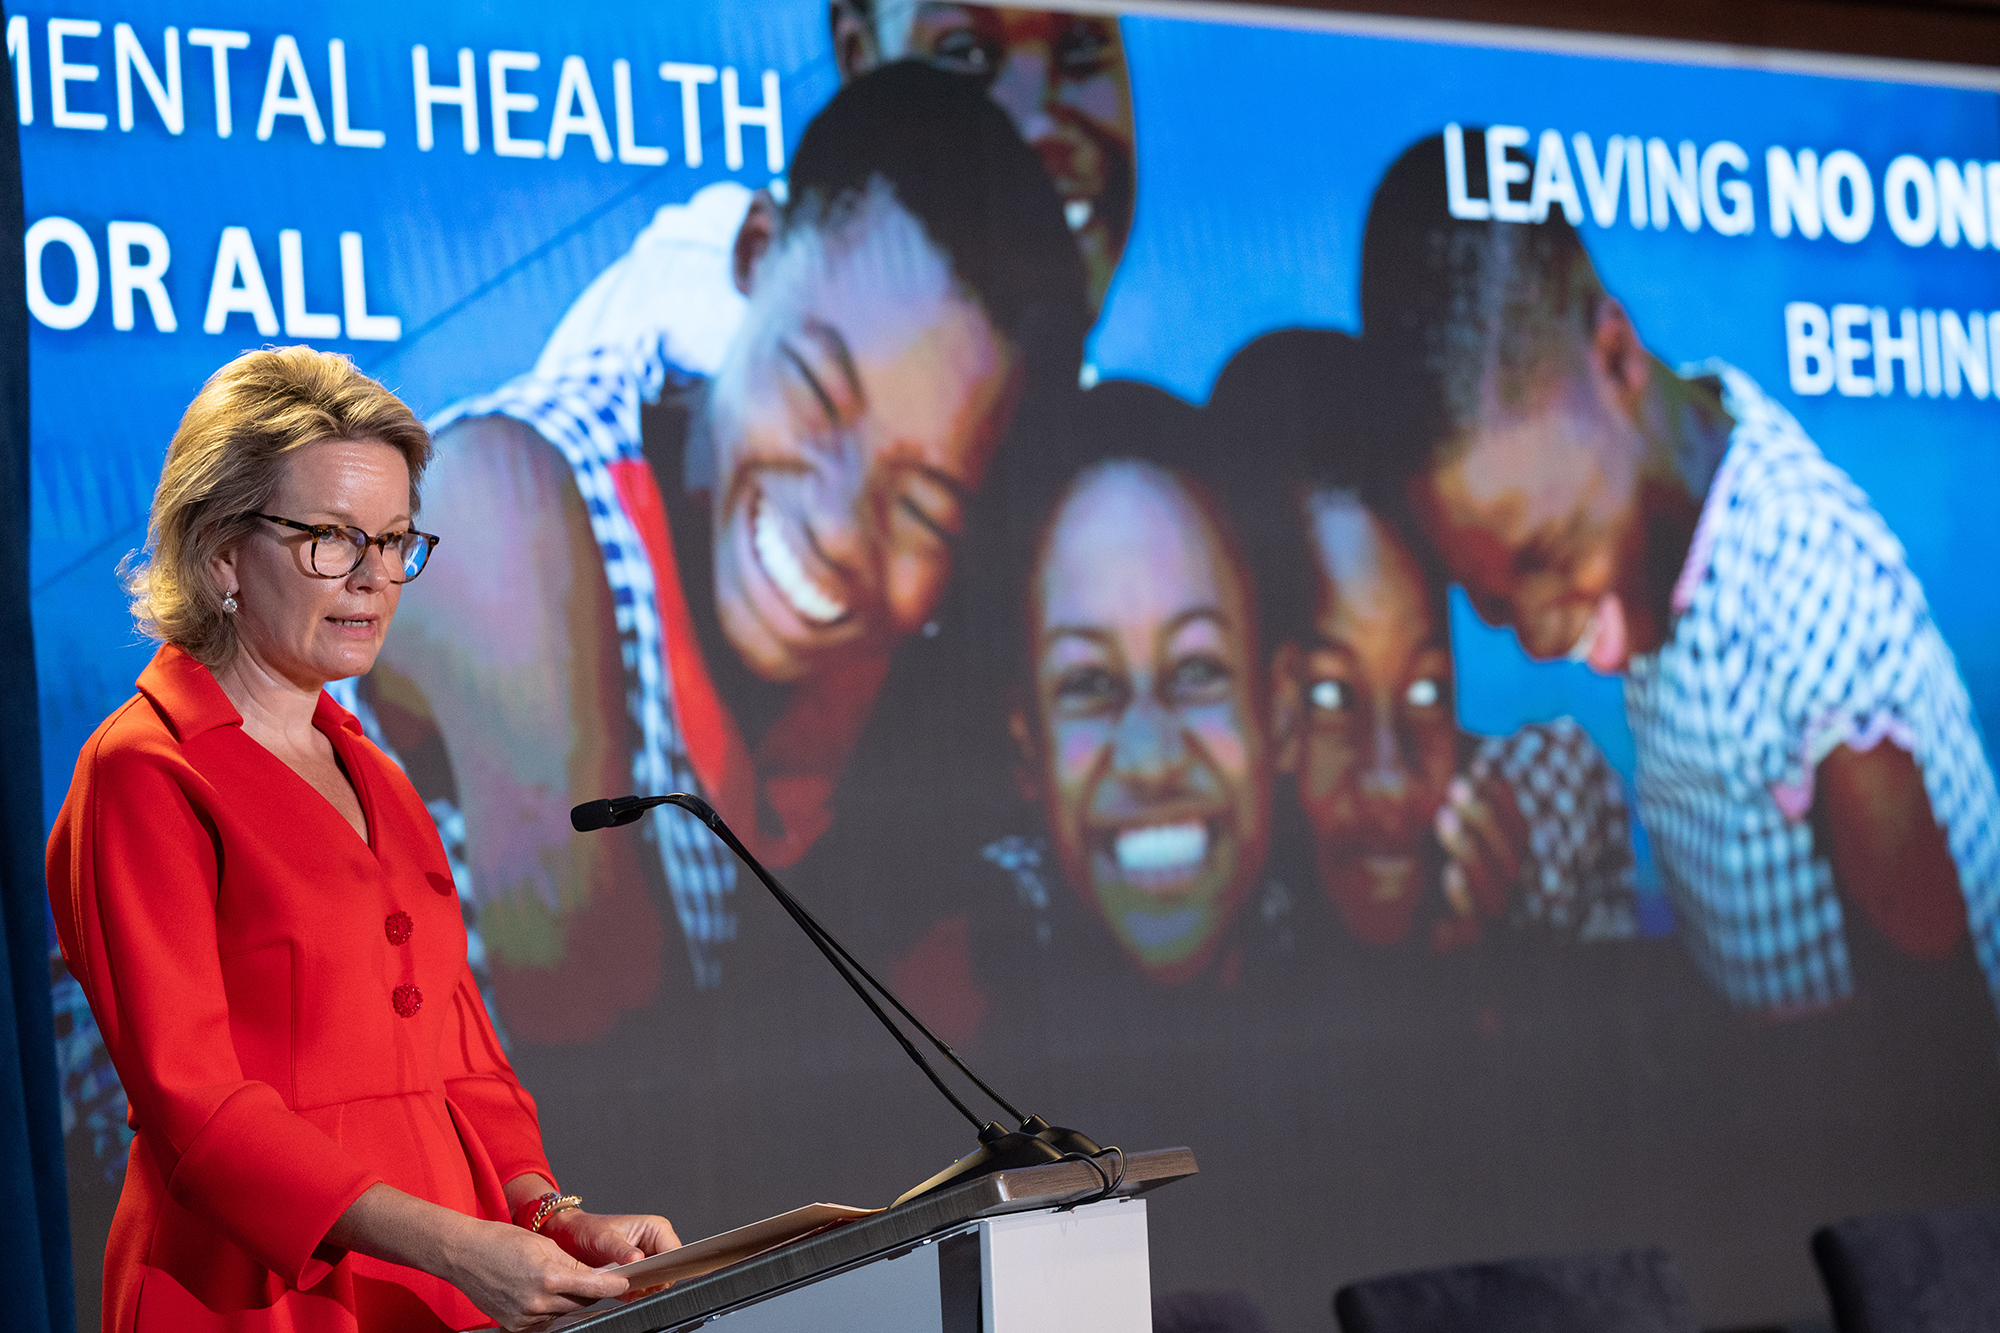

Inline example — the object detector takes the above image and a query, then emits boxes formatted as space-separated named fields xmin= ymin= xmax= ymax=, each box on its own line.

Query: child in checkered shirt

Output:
xmin=1357 ymin=132 xmax=1998 ymax=1012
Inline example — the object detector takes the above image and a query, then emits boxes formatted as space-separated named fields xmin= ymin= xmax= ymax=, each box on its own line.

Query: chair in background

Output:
xmin=1333 ymin=1248 xmax=1700 ymax=1333
xmin=1153 ymin=1288 xmax=1272 ymax=1333
xmin=1812 ymin=1198 xmax=2000 ymax=1332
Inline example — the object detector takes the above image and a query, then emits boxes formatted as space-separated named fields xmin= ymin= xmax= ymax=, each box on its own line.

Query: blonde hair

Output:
xmin=124 ymin=346 xmax=432 ymax=667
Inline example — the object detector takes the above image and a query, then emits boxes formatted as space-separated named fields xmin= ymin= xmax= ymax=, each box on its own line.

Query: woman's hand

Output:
xmin=435 ymin=1216 xmax=632 ymax=1331
xmin=1432 ymin=774 xmax=1531 ymax=949
xmin=540 ymin=1208 xmax=683 ymax=1268
xmin=326 ymin=1183 xmax=632 ymax=1332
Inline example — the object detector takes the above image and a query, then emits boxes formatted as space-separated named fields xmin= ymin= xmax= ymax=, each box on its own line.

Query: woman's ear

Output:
xmin=208 ymin=540 xmax=241 ymax=601
xmin=1270 ymin=643 xmax=1304 ymax=776
xmin=1007 ymin=701 xmax=1041 ymax=803
xmin=732 ymin=192 xmax=781 ymax=298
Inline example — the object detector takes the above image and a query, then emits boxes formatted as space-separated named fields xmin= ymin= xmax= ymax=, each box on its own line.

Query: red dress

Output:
xmin=47 ymin=644 xmax=559 ymax=1332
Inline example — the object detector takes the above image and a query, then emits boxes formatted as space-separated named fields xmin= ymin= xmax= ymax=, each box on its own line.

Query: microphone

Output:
xmin=570 ymin=795 xmax=662 ymax=831
xmin=571 ymin=791 xmax=1108 ymax=1205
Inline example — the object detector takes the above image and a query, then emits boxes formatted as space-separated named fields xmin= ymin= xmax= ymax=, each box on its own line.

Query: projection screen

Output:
xmin=23 ymin=2 xmax=2000 ymax=1326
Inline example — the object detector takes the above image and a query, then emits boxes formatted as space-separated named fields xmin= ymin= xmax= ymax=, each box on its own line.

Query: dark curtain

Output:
xmin=0 ymin=2 xmax=74 ymax=1329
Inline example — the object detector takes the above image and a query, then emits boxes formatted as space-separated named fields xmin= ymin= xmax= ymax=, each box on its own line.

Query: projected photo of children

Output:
xmin=1016 ymin=383 xmax=1275 ymax=979
xmin=380 ymin=63 xmax=1089 ymax=1041
xmin=1210 ymin=330 xmax=1638 ymax=953
xmin=1358 ymin=130 xmax=2000 ymax=1017
xmin=936 ymin=380 xmax=1286 ymax=1026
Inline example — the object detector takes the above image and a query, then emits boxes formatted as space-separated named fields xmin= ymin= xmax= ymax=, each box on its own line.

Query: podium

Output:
xmin=552 ymin=1147 xmax=1197 ymax=1333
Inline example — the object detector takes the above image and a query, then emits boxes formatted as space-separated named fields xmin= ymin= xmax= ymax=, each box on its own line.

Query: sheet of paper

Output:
xmin=601 ymin=1202 xmax=881 ymax=1296
xmin=530 ymin=1202 xmax=882 ymax=1331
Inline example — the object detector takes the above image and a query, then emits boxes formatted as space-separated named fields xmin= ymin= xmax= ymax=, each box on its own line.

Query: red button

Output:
xmin=392 ymin=984 xmax=423 ymax=1017
xmin=385 ymin=912 xmax=413 ymax=946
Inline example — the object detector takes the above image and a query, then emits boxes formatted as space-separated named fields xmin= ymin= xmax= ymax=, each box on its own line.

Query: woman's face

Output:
xmin=212 ymin=438 xmax=412 ymax=689
xmin=1020 ymin=462 xmax=1271 ymax=981
xmin=1281 ymin=491 xmax=1459 ymax=945
xmin=896 ymin=6 xmax=1135 ymax=311
xmin=710 ymin=190 xmax=1022 ymax=684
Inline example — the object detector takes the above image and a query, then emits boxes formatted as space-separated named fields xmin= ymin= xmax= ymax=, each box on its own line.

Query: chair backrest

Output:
xmin=1812 ymin=1198 xmax=2000 ymax=1333
xmin=1152 ymin=1288 xmax=1271 ymax=1333
xmin=1333 ymin=1248 xmax=1700 ymax=1333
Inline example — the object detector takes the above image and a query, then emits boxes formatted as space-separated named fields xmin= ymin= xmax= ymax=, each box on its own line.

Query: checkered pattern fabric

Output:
xmin=431 ymin=341 xmax=739 ymax=990
xmin=1624 ymin=363 xmax=2000 ymax=1012
xmin=1471 ymin=718 xmax=1638 ymax=940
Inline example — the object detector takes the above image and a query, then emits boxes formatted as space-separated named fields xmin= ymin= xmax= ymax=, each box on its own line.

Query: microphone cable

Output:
xmin=1053 ymin=1146 xmax=1127 ymax=1211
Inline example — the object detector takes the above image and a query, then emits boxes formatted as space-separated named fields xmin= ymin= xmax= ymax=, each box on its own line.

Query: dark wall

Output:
xmin=1208 ymin=0 xmax=2000 ymax=68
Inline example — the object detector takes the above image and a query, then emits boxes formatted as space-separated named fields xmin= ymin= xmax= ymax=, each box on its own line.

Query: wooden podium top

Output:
xmin=546 ymin=1146 xmax=1198 ymax=1333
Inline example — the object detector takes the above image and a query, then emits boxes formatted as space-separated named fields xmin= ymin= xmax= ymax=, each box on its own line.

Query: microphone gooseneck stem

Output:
xmin=576 ymin=791 xmax=1034 ymax=1129
xmin=818 ymin=931 xmax=1027 ymax=1123
xmin=658 ymin=794 xmax=999 ymax=1133
xmin=700 ymin=820 xmax=1028 ymax=1125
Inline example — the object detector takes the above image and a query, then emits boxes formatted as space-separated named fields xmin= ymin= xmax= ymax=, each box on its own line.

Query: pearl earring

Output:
xmin=222 ymin=593 xmax=238 ymax=614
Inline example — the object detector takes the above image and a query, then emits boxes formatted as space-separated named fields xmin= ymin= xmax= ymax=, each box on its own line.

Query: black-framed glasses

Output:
xmin=252 ymin=513 xmax=441 ymax=583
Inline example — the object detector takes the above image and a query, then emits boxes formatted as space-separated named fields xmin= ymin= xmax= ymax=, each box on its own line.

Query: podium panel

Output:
xmin=679 ymin=1231 xmax=960 ymax=1333
xmin=543 ymin=1147 xmax=1194 ymax=1333
xmin=694 ymin=1199 xmax=1148 ymax=1333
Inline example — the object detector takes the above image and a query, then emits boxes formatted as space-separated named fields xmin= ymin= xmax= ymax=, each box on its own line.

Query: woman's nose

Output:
xmin=1111 ymin=694 xmax=1187 ymax=791
xmin=348 ymin=542 xmax=396 ymax=589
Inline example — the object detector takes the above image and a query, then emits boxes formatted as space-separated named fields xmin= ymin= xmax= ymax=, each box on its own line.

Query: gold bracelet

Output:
xmin=524 ymin=1192 xmax=583 ymax=1233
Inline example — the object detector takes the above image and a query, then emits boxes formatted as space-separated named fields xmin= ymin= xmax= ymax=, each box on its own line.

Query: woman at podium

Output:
xmin=46 ymin=347 xmax=678 ymax=1332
